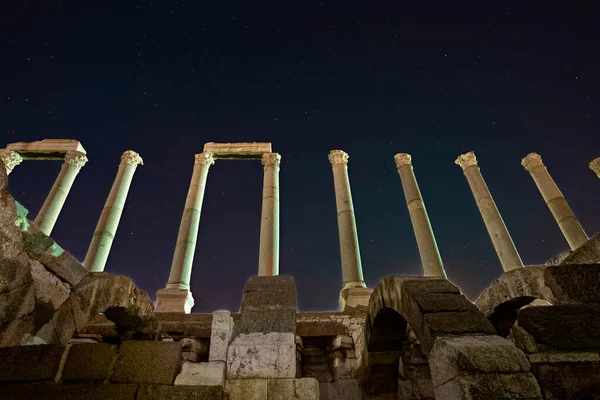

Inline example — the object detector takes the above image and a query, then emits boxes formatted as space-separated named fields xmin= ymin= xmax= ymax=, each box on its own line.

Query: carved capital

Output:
xmin=194 ymin=152 xmax=215 ymax=166
xmin=64 ymin=150 xmax=88 ymax=169
xmin=121 ymin=150 xmax=144 ymax=167
xmin=590 ymin=157 xmax=600 ymax=178
xmin=328 ymin=150 xmax=349 ymax=165
xmin=521 ymin=152 xmax=544 ymax=171
xmin=0 ymin=149 xmax=23 ymax=175
xmin=454 ymin=151 xmax=478 ymax=170
xmin=394 ymin=153 xmax=412 ymax=168
xmin=261 ymin=152 xmax=281 ymax=167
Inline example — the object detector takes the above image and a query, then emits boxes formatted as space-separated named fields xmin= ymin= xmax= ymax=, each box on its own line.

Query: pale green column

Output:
xmin=456 ymin=151 xmax=524 ymax=272
xmin=394 ymin=153 xmax=446 ymax=278
xmin=84 ymin=150 xmax=143 ymax=272
xmin=590 ymin=157 xmax=600 ymax=179
xmin=258 ymin=152 xmax=281 ymax=276
xmin=522 ymin=153 xmax=588 ymax=250
xmin=328 ymin=150 xmax=366 ymax=288
xmin=0 ymin=149 xmax=23 ymax=175
xmin=34 ymin=150 xmax=88 ymax=235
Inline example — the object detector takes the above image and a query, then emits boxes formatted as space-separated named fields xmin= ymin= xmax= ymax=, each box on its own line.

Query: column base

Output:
xmin=339 ymin=282 xmax=372 ymax=312
xmin=156 ymin=287 xmax=195 ymax=314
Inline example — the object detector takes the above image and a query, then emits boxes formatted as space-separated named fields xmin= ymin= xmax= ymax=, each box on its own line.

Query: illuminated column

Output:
xmin=328 ymin=150 xmax=366 ymax=289
xmin=455 ymin=151 xmax=523 ymax=271
xmin=258 ymin=152 xmax=281 ymax=276
xmin=84 ymin=150 xmax=143 ymax=272
xmin=394 ymin=153 xmax=446 ymax=278
xmin=34 ymin=150 xmax=88 ymax=235
xmin=590 ymin=157 xmax=600 ymax=179
xmin=522 ymin=153 xmax=588 ymax=250
xmin=156 ymin=152 xmax=214 ymax=314
xmin=0 ymin=149 xmax=23 ymax=175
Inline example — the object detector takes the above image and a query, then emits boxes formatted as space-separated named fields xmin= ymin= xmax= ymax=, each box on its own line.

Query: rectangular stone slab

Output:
xmin=203 ymin=142 xmax=272 ymax=159
xmin=111 ymin=341 xmax=182 ymax=385
xmin=7 ymin=139 xmax=86 ymax=160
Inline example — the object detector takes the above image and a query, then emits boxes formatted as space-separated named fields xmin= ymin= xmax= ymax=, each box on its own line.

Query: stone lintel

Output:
xmin=203 ymin=142 xmax=272 ymax=160
xmin=6 ymin=139 xmax=86 ymax=160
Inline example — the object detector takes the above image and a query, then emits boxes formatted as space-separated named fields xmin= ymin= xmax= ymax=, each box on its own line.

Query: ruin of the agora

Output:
xmin=1 ymin=139 xmax=600 ymax=400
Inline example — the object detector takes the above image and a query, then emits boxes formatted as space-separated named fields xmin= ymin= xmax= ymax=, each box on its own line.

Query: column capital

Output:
xmin=589 ymin=157 xmax=600 ymax=178
xmin=261 ymin=152 xmax=281 ymax=167
xmin=0 ymin=149 xmax=23 ymax=174
xmin=455 ymin=151 xmax=477 ymax=170
xmin=120 ymin=150 xmax=144 ymax=167
xmin=394 ymin=153 xmax=412 ymax=168
xmin=194 ymin=152 xmax=215 ymax=166
xmin=64 ymin=150 xmax=88 ymax=169
xmin=328 ymin=150 xmax=349 ymax=165
xmin=521 ymin=152 xmax=544 ymax=172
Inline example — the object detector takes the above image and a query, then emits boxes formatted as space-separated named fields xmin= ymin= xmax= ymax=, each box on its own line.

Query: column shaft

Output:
xmin=258 ymin=153 xmax=281 ymax=276
xmin=34 ymin=151 xmax=88 ymax=235
xmin=84 ymin=151 xmax=143 ymax=272
xmin=395 ymin=154 xmax=446 ymax=278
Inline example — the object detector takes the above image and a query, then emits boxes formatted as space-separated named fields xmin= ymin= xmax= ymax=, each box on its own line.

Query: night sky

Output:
xmin=2 ymin=2 xmax=599 ymax=313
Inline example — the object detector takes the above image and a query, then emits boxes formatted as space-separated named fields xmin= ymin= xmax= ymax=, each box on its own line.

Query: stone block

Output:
xmin=329 ymin=335 xmax=354 ymax=351
xmin=340 ymin=286 xmax=372 ymax=312
xmin=237 ymin=309 xmax=296 ymax=334
xmin=528 ymin=351 xmax=600 ymax=364
xmin=0 ymin=278 xmax=35 ymax=336
xmin=509 ymin=324 xmax=538 ymax=353
xmin=156 ymin=287 xmax=194 ymax=314
xmin=560 ymin=232 xmax=600 ymax=265
xmin=29 ymin=259 xmax=70 ymax=311
xmin=227 ymin=332 xmax=296 ymax=378
xmin=0 ymin=190 xmax=24 ymax=264
xmin=111 ymin=340 xmax=182 ymax=384
xmin=61 ymin=343 xmax=118 ymax=382
xmin=0 ymin=344 xmax=64 ymax=382
xmin=536 ymin=363 xmax=600 ymax=400
xmin=267 ymin=378 xmax=319 ymax=400
xmin=137 ymin=384 xmax=223 ymax=400
xmin=434 ymin=372 xmax=542 ymax=399
xmin=398 ymin=363 xmax=435 ymax=400
xmin=51 ymin=297 xmax=76 ymax=345
xmin=413 ymin=292 xmax=479 ymax=313
xmin=242 ymin=290 xmax=296 ymax=309
xmin=224 ymin=379 xmax=268 ymax=400
xmin=0 ymin=383 xmax=138 ymax=400
xmin=209 ymin=310 xmax=232 ymax=362
xmin=428 ymin=335 xmax=531 ymax=388
xmin=175 ymin=361 xmax=226 ymax=386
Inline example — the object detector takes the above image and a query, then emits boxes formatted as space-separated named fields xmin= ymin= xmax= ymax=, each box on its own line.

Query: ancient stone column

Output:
xmin=34 ymin=150 xmax=88 ymax=235
xmin=455 ymin=151 xmax=524 ymax=271
xmin=0 ymin=149 xmax=23 ymax=175
xmin=590 ymin=157 xmax=600 ymax=178
xmin=156 ymin=152 xmax=214 ymax=313
xmin=84 ymin=150 xmax=143 ymax=272
xmin=258 ymin=152 xmax=281 ymax=276
xmin=522 ymin=152 xmax=588 ymax=250
xmin=328 ymin=150 xmax=366 ymax=289
xmin=394 ymin=153 xmax=446 ymax=278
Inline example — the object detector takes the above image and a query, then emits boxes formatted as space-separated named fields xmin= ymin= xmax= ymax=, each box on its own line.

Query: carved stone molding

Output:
xmin=64 ymin=150 xmax=88 ymax=169
xmin=261 ymin=152 xmax=281 ymax=167
xmin=455 ymin=151 xmax=478 ymax=170
xmin=121 ymin=150 xmax=144 ymax=167
xmin=521 ymin=152 xmax=544 ymax=172
xmin=328 ymin=150 xmax=349 ymax=165
xmin=589 ymin=157 xmax=600 ymax=177
xmin=0 ymin=149 xmax=23 ymax=174
xmin=194 ymin=152 xmax=215 ymax=167
xmin=394 ymin=153 xmax=412 ymax=168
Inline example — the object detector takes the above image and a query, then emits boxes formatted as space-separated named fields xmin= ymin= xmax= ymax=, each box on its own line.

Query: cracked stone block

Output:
xmin=227 ymin=332 xmax=296 ymax=378
xmin=209 ymin=310 xmax=233 ymax=362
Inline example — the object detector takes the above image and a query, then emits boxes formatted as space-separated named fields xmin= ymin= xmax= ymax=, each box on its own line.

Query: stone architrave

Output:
xmin=258 ymin=153 xmax=281 ymax=276
xmin=156 ymin=152 xmax=214 ymax=314
xmin=394 ymin=153 xmax=446 ymax=278
xmin=455 ymin=151 xmax=523 ymax=272
xmin=590 ymin=158 xmax=600 ymax=178
xmin=522 ymin=153 xmax=588 ymax=250
xmin=0 ymin=149 xmax=23 ymax=175
xmin=34 ymin=150 xmax=88 ymax=235
xmin=83 ymin=150 xmax=143 ymax=272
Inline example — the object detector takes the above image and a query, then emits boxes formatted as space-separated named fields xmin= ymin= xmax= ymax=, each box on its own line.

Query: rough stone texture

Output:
xmin=0 ymin=344 xmax=64 ymax=382
xmin=112 ymin=341 xmax=182 ymax=385
xmin=434 ymin=372 xmax=542 ymax=400
xmin=227 ymin=332 xmax=296 ymax=378
xmin=545 ymin=248 xmax=571 ymax=266
xmin=527 ymin=351 xmax=600 ymax=364
xmin=224 ymin=379 xmax=268 ymax=400
xmin=137 ymin=384 xmax=223 ymax=400
xmin=509 ymin=324 xmax=538 ymax=354
xmin=6 ymin=139 xmax=86 ymax=159
xmin=560 ymin=232 xmax=600 ymax=265
xmin=397 ymin=363 xmax=435 ymax=400
xmin=0 ymin=383 xmax=138 ymax=400
xmin=267 ymin=378 xmax=319 ymax=400
xmin=175 ymin=361 xmax=226 ymax=386
xmin=0 ymin=158 xmax=7 ymax=189
xmin=0 ymin=188 xmax=23 ymax=264
xmin=204 ymin=141 xmax=272 ymax=160
xmin=29 ymin=259 xmax=70 ymax=312
xmin=535 ymin=363 xmax=600 ymax=400
xmin=517 ymin=304 xmax=600 ymax=351
xmin=209 ymin=310 xmax=232 ymax=362
xmin=61 ymin=343 xmax=118 ymax=382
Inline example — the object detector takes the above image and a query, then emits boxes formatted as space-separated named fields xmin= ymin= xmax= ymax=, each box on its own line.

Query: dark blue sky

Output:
xmin=2 ymin=1 xmax=599 ymax=312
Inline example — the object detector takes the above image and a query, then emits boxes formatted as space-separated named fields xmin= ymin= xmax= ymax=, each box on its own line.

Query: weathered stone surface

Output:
xmin=137 ymin=384 xmax=223 ymax=400
xmin=7 ymin=139 xmax=86 ymax=159
xmin=545 ymin=248 xmax=572 ymax=266
xmin=509 ymin=324 xmax=538 ymax=353
xmin=209 ymin=310 xmax=232 ymax=362
xmin=0 ymin=344 xmax=64 ymax=382
xmin=112 ymin=341 xmax=182 ymax=384
xmin=398 ymin=363 xmax=435 ymax=400
xmin=204 ymin=142 xmax=272 ymax=160
xmin=424 ymin=311 xmax=495 ymax=337
xmin=340 ymin=286 xmax=372 ymax=312
xmin=0 ymin=189 xmax=23 ymax=264
xmin=227 ymin=332 xmax=296 ymax=378
xmin=267 ymin=378 xmax=319 ymax=400
xmin=528 ymin=351 xmax=600 ymax=364
xmin=224 ymin=379 xmax=268 ymax=400
xmin=296 ymin=320 xmax=347 ymax=337
xmin=51 ymin=296 xmax=77 ymax=344
xmin=175 ymin=361 xmax=226 ymax=386
xmin=414 ymin=292 xmax=479 ymax=313
xmin=330 ymin=354 xmax=357 ymax=380
xmin=434 ymin=372 xmax=542 ymax=399
xmin=428 ymin=335 xmax=531 ymax=388
xmin=0 ymin=158 xmax=7 ymax=189
xmin=535 ymin=363 xmax=600 ymax=400
xmin=104 ymin=305 xmax=158 ymax=340
xmin=560 ymin=232 xmax=600 ymax=265
xmin=29 ymin=259 xmax=70 ymax=311
xmin=0 ymin=277 xmax=35 ymax=333
xmin=320 ymin=380 xmax=362 ymax=400
xmin=62 ymin=343 xmax=118 ymax=382
xmin=0 ymin=383 xmax=138 ymax=400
